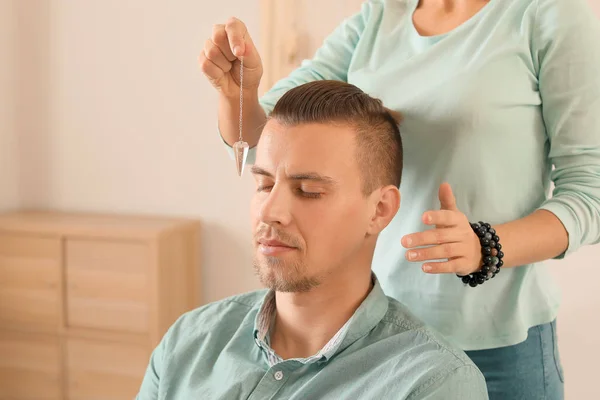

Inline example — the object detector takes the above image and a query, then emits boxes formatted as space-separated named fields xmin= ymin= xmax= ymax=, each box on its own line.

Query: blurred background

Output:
xmin=0 ymin=1 xmax=598 ymax=399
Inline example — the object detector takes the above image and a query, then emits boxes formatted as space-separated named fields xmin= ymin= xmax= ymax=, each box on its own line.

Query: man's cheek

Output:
xmin=249 ymin=198 xmax=262 ymax=225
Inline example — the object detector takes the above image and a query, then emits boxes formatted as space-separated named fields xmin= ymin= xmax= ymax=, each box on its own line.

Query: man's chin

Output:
xmin=263 ymin=278 xmax=320 ymax=293
xmin=253 ymin=262 xmax=319 ymax=293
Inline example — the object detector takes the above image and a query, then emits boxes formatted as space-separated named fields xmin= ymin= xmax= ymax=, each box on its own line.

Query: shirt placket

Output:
xmin=246 ymin=362 xmax=294 ymax=400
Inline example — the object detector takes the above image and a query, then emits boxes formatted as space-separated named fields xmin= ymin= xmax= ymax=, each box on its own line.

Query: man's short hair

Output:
xmin=268 ymin=80 xmax=403 ymax=194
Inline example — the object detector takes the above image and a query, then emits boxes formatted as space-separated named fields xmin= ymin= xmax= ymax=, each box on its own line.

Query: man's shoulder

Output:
xmin=379 ymin=296 xmax=478 ymax=369
xmin=366 ymin=297 xmax=487 ymax=398
xmin=166 ymin=289 xmax=268 ymax=339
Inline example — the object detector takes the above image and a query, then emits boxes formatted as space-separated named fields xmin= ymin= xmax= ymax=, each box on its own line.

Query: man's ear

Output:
xmin=367 ymin=185 xmax=401 ymax=235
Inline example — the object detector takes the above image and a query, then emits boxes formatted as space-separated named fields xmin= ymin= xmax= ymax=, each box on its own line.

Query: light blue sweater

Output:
xmin=223 ymin=0 xmax=600 ymax=350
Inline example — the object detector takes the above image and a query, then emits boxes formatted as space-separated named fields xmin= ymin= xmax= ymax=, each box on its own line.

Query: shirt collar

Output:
xmin=252 ymin=274 xmax=389 ymax=365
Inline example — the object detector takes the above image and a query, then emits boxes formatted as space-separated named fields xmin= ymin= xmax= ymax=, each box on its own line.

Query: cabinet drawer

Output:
xmin=66 ymin=338 xmax=149 ymax=400
xmin=0 ymin=330 xmax=62 ymax=400
xmin=0 ymin=235 xmax=61 ymax=331
xmin=65 ymin=239 xmax=150 ymax=333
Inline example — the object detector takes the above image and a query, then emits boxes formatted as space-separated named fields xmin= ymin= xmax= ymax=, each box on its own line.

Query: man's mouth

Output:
xmin=257 ymin=238 xmax=297 ymax=255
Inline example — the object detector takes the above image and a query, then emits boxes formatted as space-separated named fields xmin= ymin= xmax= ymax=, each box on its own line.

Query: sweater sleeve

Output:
xmin=533 ymin=0 xmax=600 ymax=257
xmin=221 ymin=1 xmax=372 ymax=164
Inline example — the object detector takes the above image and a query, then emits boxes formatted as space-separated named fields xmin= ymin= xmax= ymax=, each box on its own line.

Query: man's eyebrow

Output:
xmin=250 ymin=165 xmax=272 ymax=177
xmin=250 ymin=166 xmax=336 ymax=184
xmin=288 ymin=173 xmax=337 ymax=185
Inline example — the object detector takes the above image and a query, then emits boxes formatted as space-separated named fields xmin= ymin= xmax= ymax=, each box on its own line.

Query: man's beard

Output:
xmin=253 ymin=255 xmax=319 ymax=292
xmin=253 ymin=224 xmax=320 ymax=292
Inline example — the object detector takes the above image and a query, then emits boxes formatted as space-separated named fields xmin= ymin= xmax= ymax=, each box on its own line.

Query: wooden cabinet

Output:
xmin=0 ymin=331 xmax=62 ymax=400
xmin=65 ymin=239 xmax=150 ymax=334
xmin=65 ymin=338 xmax=149 ymax=400
xmin=0 ymin=210 xmax=201 ymax=400
xmin=0 ymin=235 xmax=62 ymax=332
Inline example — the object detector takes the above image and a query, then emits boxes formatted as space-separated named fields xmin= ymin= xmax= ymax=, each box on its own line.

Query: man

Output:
xmin=136 ymin=81 xmax=488 ymax=399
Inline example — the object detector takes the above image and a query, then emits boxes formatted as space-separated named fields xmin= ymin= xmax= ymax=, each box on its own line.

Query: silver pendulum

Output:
xmin=233 ymin=56 xmax=249 ymax=177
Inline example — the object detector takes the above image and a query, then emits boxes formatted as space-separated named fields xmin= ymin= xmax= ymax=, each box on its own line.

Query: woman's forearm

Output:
xmin=218 ymin=90 xmax=267 ymax=148
xmin=493 ymin=209 xmax=569 ymax=268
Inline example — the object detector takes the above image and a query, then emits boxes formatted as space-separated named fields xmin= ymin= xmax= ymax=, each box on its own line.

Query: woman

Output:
xmin=199 ymin=0 xmax=600 ymax=398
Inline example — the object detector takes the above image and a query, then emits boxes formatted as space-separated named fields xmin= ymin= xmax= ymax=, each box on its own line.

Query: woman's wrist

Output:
xmin=458 ymin=221 xmax=504 ymax=287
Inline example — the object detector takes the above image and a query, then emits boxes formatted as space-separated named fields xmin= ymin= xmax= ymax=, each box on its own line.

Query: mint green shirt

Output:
xmin=136 ymin=278 xmax=488 ymax=399
xmin=223 ymin=0 xmax=600 ymax=350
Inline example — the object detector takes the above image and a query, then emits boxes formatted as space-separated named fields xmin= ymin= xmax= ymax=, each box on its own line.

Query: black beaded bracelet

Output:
xmin=457 ymin=221 xmax=504 ymax=288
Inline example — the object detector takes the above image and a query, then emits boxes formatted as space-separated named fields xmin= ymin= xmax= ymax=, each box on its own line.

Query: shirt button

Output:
xmin=274 ymin=371 xmax=284 ymax=381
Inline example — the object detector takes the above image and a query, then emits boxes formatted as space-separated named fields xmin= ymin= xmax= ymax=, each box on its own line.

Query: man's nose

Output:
xmin=259 ymin=185 xmax=293 ymax=226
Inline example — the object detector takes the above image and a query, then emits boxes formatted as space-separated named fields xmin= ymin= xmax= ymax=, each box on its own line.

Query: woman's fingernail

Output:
xmin=403 ymin=237 xmax=412 ymax=246
xmin=423 ymin=264 xmax=432 ymax=272
xmin=407 ymin=251 xmax=416 ymax=260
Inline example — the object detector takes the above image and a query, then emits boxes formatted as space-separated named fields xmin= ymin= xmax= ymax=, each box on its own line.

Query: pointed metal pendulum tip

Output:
xmin=233 ymin=140 xmax=249 ymax=176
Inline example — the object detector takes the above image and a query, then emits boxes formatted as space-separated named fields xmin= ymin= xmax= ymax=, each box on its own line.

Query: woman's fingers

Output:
xmin=402 ymin=227 xmax=463 ymax=248
xmin=200 ymin=17 xmax=263 ymax=96
xmin=422 ymin=259 xmax=465 ymax=274
xmin=198 ymin=52 xmax=225 ymax=86
xmin=224 ymin=17 xmax=262 ymax=70
xmin=422 ymin=210 xmax=464 ymax=227
xmin=405 ymin=242 xmax=466 ymax=262
xmin=212 ymin=23 xmax=236 ymax=61
xmin=224 ymin=17 xmax=248 ymax=58
xmin=203 ymin=39 xmax=233 ymax=73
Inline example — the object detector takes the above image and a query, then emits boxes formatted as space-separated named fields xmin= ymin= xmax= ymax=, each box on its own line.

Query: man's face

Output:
xmin=251 ymin=120 xmax=375 ymax=292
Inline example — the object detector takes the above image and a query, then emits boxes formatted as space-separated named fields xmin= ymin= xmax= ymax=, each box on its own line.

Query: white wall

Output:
xmin=0 ymin=0 xmax=18 ymax=211
xmin=4 ymin=0 xmax=600 ymax=398
xmin=548 ymin=248 xmax=599 ymax=399
xmin=13 ymin=0 xmax=262 ymax=302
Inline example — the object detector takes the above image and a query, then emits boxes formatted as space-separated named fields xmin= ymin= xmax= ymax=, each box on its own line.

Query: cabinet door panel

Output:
xmin=0 ymin=331 xmax=62 ymax=400
xmin=0 ymin=234 xmax=62 ymax=331
xmin=65 ymin=239 xmax=149 ymax=333
xmin=66 ymin=338 xmax=149 ymax=400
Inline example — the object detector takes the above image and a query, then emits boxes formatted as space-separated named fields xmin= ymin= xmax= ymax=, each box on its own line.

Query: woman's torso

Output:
xmin=347 ymin=0 xmax=560 ymax=350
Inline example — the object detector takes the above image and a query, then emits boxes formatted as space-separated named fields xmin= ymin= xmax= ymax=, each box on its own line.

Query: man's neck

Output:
xmin=269 ymin=267 xmax=373 ymax=360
